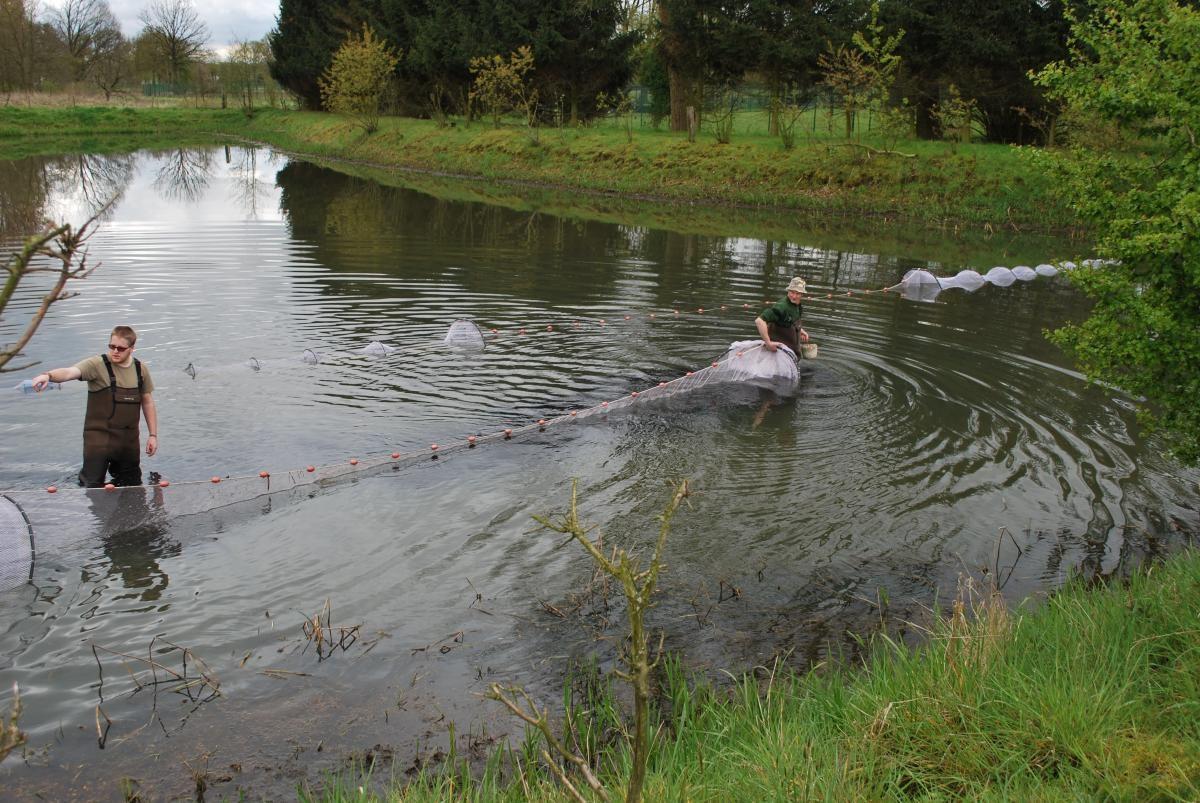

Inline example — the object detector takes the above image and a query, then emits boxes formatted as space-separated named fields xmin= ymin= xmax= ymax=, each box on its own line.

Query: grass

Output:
xmin=302 ymin=552 xmax=1200 ymax=801
xmin=0 ymin=101 xmax=1079 ymax=234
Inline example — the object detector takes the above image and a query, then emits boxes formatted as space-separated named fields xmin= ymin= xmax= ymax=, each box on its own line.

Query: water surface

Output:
xmin=0 ymin=147 xmax=1196 ymax=799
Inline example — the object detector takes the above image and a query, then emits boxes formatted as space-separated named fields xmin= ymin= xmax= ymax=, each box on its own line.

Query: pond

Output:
xmin=0 ymin=146 xmax=1196 ymax=799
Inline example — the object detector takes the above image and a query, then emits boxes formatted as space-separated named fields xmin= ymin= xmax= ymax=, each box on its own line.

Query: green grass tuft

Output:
xmin=308 ymin=552 xmax=1200 ymax=801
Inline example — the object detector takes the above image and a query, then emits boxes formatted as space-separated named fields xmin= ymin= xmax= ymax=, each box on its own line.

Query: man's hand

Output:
xmin=799 ymin=329 xmax=810 ymax=343
xmin=763 ymin=340 xmax=778 ymax=352
xmin=146 ymin=435 xmax=158 ymax=457
xmin=32 ymin=373 xmax=50 ymax=391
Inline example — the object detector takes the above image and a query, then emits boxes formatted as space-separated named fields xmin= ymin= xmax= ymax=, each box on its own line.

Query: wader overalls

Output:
xmin=767 ymin=302 xmax=803 ymax=354
xmin=79 ymin=355 xmax=145 ymax=488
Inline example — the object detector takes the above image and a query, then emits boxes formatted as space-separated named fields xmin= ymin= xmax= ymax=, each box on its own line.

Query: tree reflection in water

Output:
xmin=49 ymin=153 xmax=134 ymax=213
xmin=152 ymin=148 xmax=212 ymax=204
xmin=0 ymin=154 xmax=134 ymax=241
xmin=226 ymin=146 xmax=277 ymax=220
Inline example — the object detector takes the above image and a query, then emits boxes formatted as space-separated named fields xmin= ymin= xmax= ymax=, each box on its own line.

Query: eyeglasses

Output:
xmin=108 ymin=343 xmax=131 ymax=353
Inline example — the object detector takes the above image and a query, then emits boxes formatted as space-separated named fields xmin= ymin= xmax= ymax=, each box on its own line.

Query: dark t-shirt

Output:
xmin=759 ymin=298 xmax=802 ymax=328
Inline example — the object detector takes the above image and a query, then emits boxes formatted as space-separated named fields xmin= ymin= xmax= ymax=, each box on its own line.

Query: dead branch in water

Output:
xmin=300 ymin=599 xmax=362 ymax=660
xmin=90 ymin=636 xmax=222 ymax=739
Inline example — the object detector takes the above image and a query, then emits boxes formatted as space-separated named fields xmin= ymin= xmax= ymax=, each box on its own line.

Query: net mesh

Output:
xmin=4 ymin=338 xmax=802 ymax=538
xmin=359 ymin=341 xmax=397 ymax=356
xmin=0 ymin=495 xmax=33 ymax=589
xmin=443 ymin=319 xmax=487 ymax=350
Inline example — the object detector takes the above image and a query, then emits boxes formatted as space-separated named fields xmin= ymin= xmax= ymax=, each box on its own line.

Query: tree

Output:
xmin=398 ymin=0 xmax=636 ymax=123
xmin=469 ymin=45 xmax=536 ymax=127
xmin=884 ymin=0 xmax=1071 ymax=143
xmin=270 ymin=0 xmax=381 ymax=109
xmin=749 ymin=0 xmax=867 ymax=135
xmin=818 ymin=2 xmax=902 ymax=139
xmin=49 ymin=0 xmax=121 ymax=83
xmin=138 ymin=0 xmax=209 ymax=86
xmin=1 ymin=204 xmax=112 ymax=374
xmin=223 ymin=38 xmax=275 ymax=114
xmin=522 ymin=0 xmax=640 ymax=125
xmin=319 ymin=25 xmax=400 ymax=134
xmin=654 ymin=0 xmax=757 ymax=132
xmin=0 ymin=0 xmax=39 ymax=94
xmin=1034 ymin=0 xmax=1200 ymax=462
xmin=90 ymin=26 xmax=131 ymax=99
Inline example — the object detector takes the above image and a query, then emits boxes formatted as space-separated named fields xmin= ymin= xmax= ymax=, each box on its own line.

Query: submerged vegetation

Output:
xmin=304 ymin=549 xmax=1200 ymax=801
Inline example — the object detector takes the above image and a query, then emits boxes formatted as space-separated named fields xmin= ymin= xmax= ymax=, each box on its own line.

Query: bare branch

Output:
xmin=0 ymin=198 xmax=115 ymax=373
xmin=487 ymin=683 xmax=608 ymax=800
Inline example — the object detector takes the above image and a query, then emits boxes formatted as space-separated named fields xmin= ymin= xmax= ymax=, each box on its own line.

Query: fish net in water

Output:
xmin=891 ymin=265 xmax=1059 ymax=303
xmin=4 ymin=335 xmax=801 ymax=543
xmin=0 ymin=495 xmax=33 ymax=589
xmin=443 ymin=319 xmax=486 ymax=350
xmin=574 ymin=340 xmax=798 ymax=418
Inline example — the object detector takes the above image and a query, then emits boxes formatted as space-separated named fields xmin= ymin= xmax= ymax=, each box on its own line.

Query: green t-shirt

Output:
xmin=74 ymin=354 xmax=155 ymax=395
xmin=759 ymin=297 xmax=803 ymax=328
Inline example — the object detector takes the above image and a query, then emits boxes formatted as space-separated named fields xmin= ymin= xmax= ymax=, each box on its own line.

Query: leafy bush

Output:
xmin=469 ymin=46 xmax=537 ymax=128
xmin=318 ymin=26 xmax=399 ymax=135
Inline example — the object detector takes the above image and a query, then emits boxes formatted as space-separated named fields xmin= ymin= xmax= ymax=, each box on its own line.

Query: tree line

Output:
xmin=0 ymin=0 xmax=274 ymax=104
xmin=269 ymin=0 xmax=1074 ymax=143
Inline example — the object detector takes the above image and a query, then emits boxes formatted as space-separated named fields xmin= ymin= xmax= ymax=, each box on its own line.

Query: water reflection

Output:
xmin=152 ymin=148 xmax=213 ymax=204
xmin=225 ymin=145 xmax=274 ymax=220
xmin=0 ymin=146 xmax=1196 ymax=801
xmin=0 ymin=154 xmax=135 ymax=242
xmin=79 ymin=488 xmax=174 ymax=592
xmin=96 ymin=525 xmax=179 ymax=604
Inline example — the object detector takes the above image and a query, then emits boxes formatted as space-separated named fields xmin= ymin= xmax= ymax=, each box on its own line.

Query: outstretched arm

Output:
xmin=142 ymin=393 xmax=158 ymax=456
xmin=755 ymin=317 xmax=777 ymax=351
xmin=32 ymin=366 xmax=81 ymax=390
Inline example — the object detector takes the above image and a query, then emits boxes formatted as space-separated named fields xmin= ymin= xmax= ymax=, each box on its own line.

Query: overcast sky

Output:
xmin=42 ymin=0 xmax=278 ymax=54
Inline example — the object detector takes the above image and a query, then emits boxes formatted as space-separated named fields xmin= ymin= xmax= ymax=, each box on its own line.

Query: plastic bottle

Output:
xmin=15 ymin=379 xmax=61 ymax=394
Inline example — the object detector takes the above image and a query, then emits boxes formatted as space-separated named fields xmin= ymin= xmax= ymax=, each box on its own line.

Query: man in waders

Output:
xmin=30 ymin=325 xmax=158 ymax=487
xmin=756 ymin=277 xmax=810 ymax=355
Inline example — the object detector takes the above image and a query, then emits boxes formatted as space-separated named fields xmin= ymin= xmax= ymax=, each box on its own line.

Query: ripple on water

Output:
xmin=1 ymin=148 xmax=1197 ymax=798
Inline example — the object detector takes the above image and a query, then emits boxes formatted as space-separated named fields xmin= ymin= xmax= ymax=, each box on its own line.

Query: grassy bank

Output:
xmin=0 ymin=106 xmax=254 ymax=158
xmin=0 ymin=105 xmax=1077 ymax=234
xmin=309 ymin=552 xmax=1200 ymax=801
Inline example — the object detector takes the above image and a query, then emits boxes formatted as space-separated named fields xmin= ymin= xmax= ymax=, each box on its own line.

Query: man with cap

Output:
xmin=29 ymin=325 xmax=158 ymax=487
xmin=755 ymin=277 xmax=810 ymax=354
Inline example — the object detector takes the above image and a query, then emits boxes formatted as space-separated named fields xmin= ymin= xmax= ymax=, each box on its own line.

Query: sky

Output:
xmin=42 ymin=0 xmax=278 ymax=55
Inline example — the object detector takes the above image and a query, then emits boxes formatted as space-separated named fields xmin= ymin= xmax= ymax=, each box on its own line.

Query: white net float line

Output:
xmin=882 ymin=261 xmax=1104 ymax=304
xmin=32 ymin=258 xmax=1082 ymax=384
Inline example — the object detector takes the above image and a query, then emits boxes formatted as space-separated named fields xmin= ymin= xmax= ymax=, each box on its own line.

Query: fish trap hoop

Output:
xmin=890 ymin=265 xmax=1059 ymax=303
xmin=0 ymin=495 xmax=34 ymax=589
xmin=443 ymin=319 xmax=487 ymax=351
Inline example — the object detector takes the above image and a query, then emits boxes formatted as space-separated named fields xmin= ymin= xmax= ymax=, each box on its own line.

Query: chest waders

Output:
xmin=79 ymin=355 xmax=145 ymax=488
xmin=767 ymin=303 xmax=803 ymax=354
